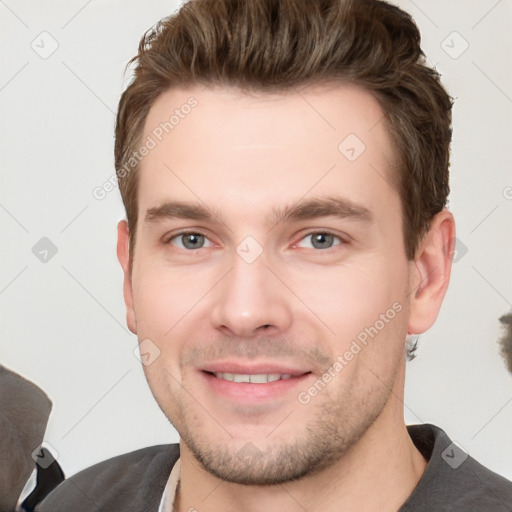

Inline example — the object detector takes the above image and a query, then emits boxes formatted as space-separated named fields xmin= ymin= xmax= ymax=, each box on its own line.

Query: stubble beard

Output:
xmin=173 ymin=381 xmax=393 ymax=486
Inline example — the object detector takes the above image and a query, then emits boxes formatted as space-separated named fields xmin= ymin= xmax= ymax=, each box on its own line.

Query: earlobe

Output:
xmin=116 ymin=220 xmax=137 ymax=334
xmin=407 ymin=209 xmax=456 ymax=335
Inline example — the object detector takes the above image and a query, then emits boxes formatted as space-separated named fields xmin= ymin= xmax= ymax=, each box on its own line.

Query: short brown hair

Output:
xmin=115 ymin=0 xmax=453 ymax=268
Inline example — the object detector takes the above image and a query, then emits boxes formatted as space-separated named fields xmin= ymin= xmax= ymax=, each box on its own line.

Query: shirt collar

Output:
xmin=158 ymin=457 xmax=181 ymax=512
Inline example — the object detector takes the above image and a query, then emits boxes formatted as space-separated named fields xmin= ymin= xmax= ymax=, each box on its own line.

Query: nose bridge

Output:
xmin=210 ymin=246 xmax=292 ymax=336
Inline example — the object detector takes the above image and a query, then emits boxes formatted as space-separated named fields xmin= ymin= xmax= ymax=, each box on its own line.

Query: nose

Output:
xmin=210 ymin=250 xmax=293 ymax=339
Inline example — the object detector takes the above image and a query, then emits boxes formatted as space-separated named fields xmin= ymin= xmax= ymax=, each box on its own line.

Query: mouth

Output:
xmin=199 ymin=363 xmax=313 ymax=401
xmin=206 ymin=371 xmax=311 ymax=384
xmin=205 ymin=371 xmax=307 ymax=383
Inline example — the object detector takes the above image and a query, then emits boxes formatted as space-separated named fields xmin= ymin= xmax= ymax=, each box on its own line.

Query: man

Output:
xmin=37 ymin=0 xmax=512 ymax=510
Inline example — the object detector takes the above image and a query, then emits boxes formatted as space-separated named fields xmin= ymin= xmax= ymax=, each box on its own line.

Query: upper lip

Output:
xmin=201 ymin=361 xmax=311 ymax=376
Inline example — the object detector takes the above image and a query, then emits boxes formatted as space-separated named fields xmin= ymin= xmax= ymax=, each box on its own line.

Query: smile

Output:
xmin=213 ymin=372 xmax=292 ymax=383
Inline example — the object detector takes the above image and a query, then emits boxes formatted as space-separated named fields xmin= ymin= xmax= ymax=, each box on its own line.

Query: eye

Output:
xmin=296 ymin=232 xmax=343 ymax=250
xmin=167 ymin=231 xmax=213 ymax=250
xmin=165 ymin=230 xmax=344 ymax=251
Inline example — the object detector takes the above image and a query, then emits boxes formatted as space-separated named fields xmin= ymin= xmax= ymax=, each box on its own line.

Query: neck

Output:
xmin=175 ymin=366 xmax=427 ymax=512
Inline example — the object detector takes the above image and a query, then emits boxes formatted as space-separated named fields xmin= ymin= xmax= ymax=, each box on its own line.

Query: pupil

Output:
xmin=313 ymin=233 xmax=332 ymax=249
xmin=184 ymin=233 xmax=203 ymax=249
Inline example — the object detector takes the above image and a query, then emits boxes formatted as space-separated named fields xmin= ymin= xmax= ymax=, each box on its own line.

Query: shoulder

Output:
xmin=403 ymin=423 xmax=512 ymax=511
xmin=435 ymin=455 xmax=512 ymax=510
xmin=36 ymin=443 xmax=179 ymax=512
xmin=466 ymin=457 xmax=512 ymax=507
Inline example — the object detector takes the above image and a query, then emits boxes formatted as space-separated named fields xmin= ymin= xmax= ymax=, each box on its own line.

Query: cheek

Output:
xmin=131 ymin=264 xmax=218 ymax=384
xmin=132 ymin=278 xmax=173 ymax=336
xmin=140 ymin=356 xmax=186 ymax=425
xmin=131 ymin=262 xmax=206 ymax=337
xmin=290 ymin=255 xmax=408 ymax=352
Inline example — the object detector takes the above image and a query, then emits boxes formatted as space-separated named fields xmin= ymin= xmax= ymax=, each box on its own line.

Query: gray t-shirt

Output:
xmin=36 ymin=423 xmax=512 ymax=511
xmin=400 ymin=424 xmax=512 ymax=511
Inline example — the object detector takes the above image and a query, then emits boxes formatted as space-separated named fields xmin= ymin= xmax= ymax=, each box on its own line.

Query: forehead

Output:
xmin=137 ymin=82 xmax=399 ymax=223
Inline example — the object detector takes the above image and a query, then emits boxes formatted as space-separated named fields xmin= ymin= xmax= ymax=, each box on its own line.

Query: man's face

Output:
xmin=122 ymin=83 xmax=415 ymax=484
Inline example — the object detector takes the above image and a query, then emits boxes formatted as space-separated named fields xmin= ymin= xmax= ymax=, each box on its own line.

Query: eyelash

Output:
xmin=163 ymin=230 xmax=346 ymax=251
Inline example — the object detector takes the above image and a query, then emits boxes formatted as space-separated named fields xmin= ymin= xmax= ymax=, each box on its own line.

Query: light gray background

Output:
xmin=1 ymin=0 xmax=511 ymax=480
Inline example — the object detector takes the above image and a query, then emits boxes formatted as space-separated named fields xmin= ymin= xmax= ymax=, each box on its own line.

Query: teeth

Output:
xmin=214 ymin=372 xmax=294 ymax=383
xmin=249 ymin=374 xmax=268 ymax=383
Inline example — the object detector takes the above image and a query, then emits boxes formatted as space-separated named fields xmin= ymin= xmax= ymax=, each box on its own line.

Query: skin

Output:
xmin=117 ymin=82 xmax=455 ymax=512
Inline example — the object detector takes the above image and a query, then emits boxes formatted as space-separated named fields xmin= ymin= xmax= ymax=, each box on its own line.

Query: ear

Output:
xmin=407 ymin=208 xmax=456 ymax=335
xmin=117 ymin=220 xmax=137 ymax=334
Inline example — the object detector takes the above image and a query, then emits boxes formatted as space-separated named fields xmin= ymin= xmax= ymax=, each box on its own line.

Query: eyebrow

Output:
xmin=144 ymin=196 xmax=373 ymax=228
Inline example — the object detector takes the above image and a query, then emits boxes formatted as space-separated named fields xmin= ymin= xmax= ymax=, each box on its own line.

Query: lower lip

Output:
xmin=200 ymin=371 xmax=313 ymax=401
